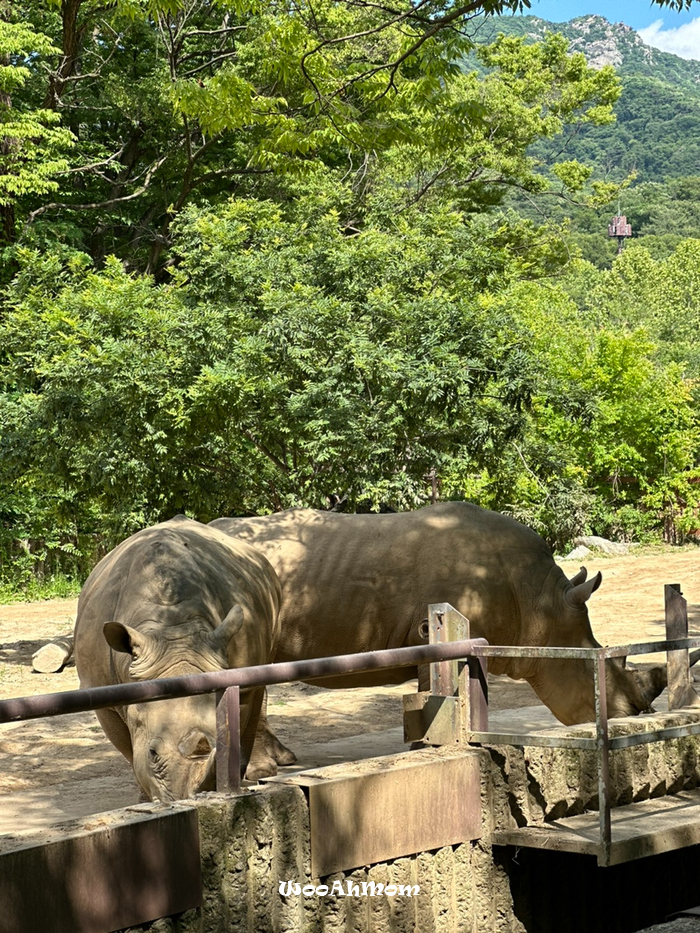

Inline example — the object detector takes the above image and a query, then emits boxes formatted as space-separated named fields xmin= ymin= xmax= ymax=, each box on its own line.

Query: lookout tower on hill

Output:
xmin=608 ymin=214 xmax=632 ymax=253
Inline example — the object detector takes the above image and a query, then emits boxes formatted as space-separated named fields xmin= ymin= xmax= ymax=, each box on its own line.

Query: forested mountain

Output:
xmin=476 ymin=14 xmax=700 ymax=182
xmin=470 ymin=14 xmax=700 ymax=262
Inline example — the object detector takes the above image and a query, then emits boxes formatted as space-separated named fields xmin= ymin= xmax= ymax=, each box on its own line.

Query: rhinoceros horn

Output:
xmin=568 ymin=566 xmax=588 ymax=587
xmin=565 ymin=570 xmax=602 ymax=608
xmin=206 ymin=604 xmax=244 ymax=654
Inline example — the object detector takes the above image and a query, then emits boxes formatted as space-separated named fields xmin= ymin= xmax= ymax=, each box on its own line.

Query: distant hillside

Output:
xmin=478 ymin=14 xmax=700 ymax=89
xmin=473 ymin=14 xmax=700 ymax=182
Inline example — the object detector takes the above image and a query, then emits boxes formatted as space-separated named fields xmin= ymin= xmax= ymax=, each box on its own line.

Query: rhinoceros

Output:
xmin=74 ymin=516 xmax=282 ymax=800
xmin=210 ymin=502 xmax=673 ymax=727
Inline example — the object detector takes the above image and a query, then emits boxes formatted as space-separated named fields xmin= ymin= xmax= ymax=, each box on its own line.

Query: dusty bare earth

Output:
xmin=1 ymin=547 xmax=700 ymax=830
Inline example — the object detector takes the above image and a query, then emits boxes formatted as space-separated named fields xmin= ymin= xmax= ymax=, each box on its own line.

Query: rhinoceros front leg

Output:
xmin=245 ymin=690 xmax=296 ymax=781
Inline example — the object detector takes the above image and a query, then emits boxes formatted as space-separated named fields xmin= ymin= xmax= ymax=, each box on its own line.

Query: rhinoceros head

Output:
xmin=539 ymin=568 xmax=670 ymax=725
xmin=103 ymin=605 xmax=244 ymax=801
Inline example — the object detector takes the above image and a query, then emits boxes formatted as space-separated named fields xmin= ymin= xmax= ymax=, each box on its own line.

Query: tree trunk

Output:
xmin=44 ymin=0 xmax=86 ymax=110
xmin=32 ymin=635 xmax=75 ymax=673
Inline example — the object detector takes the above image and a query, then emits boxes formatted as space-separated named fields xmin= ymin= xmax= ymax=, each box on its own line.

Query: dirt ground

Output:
xmin=1 ymin=547 xmax=700 ymax=808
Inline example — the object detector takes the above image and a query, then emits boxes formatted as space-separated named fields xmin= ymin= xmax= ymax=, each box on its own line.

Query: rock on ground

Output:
xmin=574 ymin=535 xmax=634 ymax=556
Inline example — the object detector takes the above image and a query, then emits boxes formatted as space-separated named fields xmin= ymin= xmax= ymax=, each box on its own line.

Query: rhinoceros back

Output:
xmin=209 ymin=503 xmax=564 ymax=678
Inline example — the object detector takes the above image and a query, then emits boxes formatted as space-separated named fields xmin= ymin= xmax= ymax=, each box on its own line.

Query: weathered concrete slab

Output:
xmin=268 ymin=748 xmax=486 ymax=876
xmin=0 ymin=802 xmax=201 ymax=933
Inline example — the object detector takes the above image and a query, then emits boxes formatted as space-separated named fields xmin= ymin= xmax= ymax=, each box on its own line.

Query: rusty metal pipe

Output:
xmin=0 ymin=638 xmax=488 ymax=724
xmin=470 ymin=639 xmax=700 ymax=661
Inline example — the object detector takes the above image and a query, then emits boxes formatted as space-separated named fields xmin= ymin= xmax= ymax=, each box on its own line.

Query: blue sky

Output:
xmin=511 ymin=1 xmax=700 ymax=58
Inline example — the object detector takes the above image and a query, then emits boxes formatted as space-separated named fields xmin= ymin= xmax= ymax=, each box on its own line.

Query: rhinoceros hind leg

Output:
xmin=245 ymin=752 xmax=278 ymax=782
xmin=244 ymin=726 xmax=296 ymax=780
xmin=264 ymin=728 xmax=297 ymax=765
xmin=257 ymin=691 xmax=297 ymax=764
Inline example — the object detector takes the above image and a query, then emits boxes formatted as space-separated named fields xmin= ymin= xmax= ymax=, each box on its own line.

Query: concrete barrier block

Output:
xmin=0 ymin=803 xmax=201 ymax=933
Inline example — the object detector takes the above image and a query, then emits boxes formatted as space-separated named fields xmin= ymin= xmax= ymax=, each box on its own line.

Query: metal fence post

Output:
xmin=428 ymin=603 xmax=487 ymax=740
xmin=594 ymin=650 xmax=612 ymax=867
xmin=666 ymin=583 xmax=694 ymax=710
xmin=215 ymin=686 xmax=241 ymax=793
xmin=429 ymin=603 xmax=461 ymax=697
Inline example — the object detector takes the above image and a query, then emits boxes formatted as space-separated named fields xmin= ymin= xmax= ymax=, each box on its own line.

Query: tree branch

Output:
xmin=24 ymin=154 xmax=168 ymax=226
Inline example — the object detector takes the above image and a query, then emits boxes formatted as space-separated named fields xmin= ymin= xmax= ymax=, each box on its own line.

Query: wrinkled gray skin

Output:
xmin=211 ymin=503 xmax=680 ymax=731
xmin=74 ymin=517 xmax=281 ymax=800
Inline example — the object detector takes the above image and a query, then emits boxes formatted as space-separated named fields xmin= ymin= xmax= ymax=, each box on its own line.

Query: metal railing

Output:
xmin=467 ymin=639 xmax=700 ymax=867
xmin=0 ymin=637 xmax=488 ymax=794
xmin=414 ymin=590 xmax=700 ymax=867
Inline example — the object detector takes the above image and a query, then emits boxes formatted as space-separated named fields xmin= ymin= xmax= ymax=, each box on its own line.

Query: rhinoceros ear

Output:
xmin=208 ymin=605 xmax=244 ymax=654
xmin=103 ymin=621 xmax=152 ymax=658
xmin=568 ymin=566 xmax=588 ymax=587
xmin=566 ymin=570 xmax=602 ymax=608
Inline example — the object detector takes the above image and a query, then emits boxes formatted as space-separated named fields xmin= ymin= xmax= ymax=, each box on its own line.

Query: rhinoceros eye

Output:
xmin=148 ymin=745 xmax=168 ymax=777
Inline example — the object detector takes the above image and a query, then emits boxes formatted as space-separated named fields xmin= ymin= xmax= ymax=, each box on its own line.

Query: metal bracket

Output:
xmin=403 ymin=603 xmax=488 ymax=745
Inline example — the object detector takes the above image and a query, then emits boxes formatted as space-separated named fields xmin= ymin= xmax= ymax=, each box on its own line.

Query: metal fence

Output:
xmin=2 ymin=585 xmax=700 ymax=868
xmin=0 ymin=636 xmax=488 ymax=794
xmin=469 ymin=639 xmax=700 ymax=867
xmin=445 ymin=583 xmax=700 ymax=867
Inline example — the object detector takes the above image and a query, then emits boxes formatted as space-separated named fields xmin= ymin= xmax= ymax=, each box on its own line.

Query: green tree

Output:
xmin=472 ymin=277 xmax=700 ymax=548
xmin=561 ymin=240 xmax=700 ymax=375
xmin=0 ymin=14 xmax=73 ymax=245
xmin=1 ymin=178 xmax=584 ymax=583
xmin=4 ymin=0 xmax=695 ymax=271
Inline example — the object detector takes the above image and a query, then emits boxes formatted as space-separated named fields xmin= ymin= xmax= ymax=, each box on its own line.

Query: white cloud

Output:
xmin=638 ymin=17 xmax=700 ymax=60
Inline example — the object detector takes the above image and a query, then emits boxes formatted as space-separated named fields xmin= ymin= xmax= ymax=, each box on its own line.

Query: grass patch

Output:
xmin=0 ymin=574 xmax=82 ymax=604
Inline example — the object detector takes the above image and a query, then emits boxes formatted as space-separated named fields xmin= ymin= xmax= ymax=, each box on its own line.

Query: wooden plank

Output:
xmin=492 ymin=789 xmax=700 ymax=867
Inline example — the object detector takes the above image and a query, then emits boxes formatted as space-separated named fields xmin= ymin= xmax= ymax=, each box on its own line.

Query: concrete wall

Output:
xmin=489 ymin=709 xmax=700 ymax=827
xmin=142 ymin=747 xmax=524 ymax=933
xmin=125 ymin=710 xmax=700 ymax=933
xmin=6 ymin=710 xmax=700 ymax=933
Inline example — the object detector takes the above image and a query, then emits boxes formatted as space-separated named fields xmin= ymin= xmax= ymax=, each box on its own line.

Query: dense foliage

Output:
xmin=1 ymin=0 xmax=700 ymax=587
